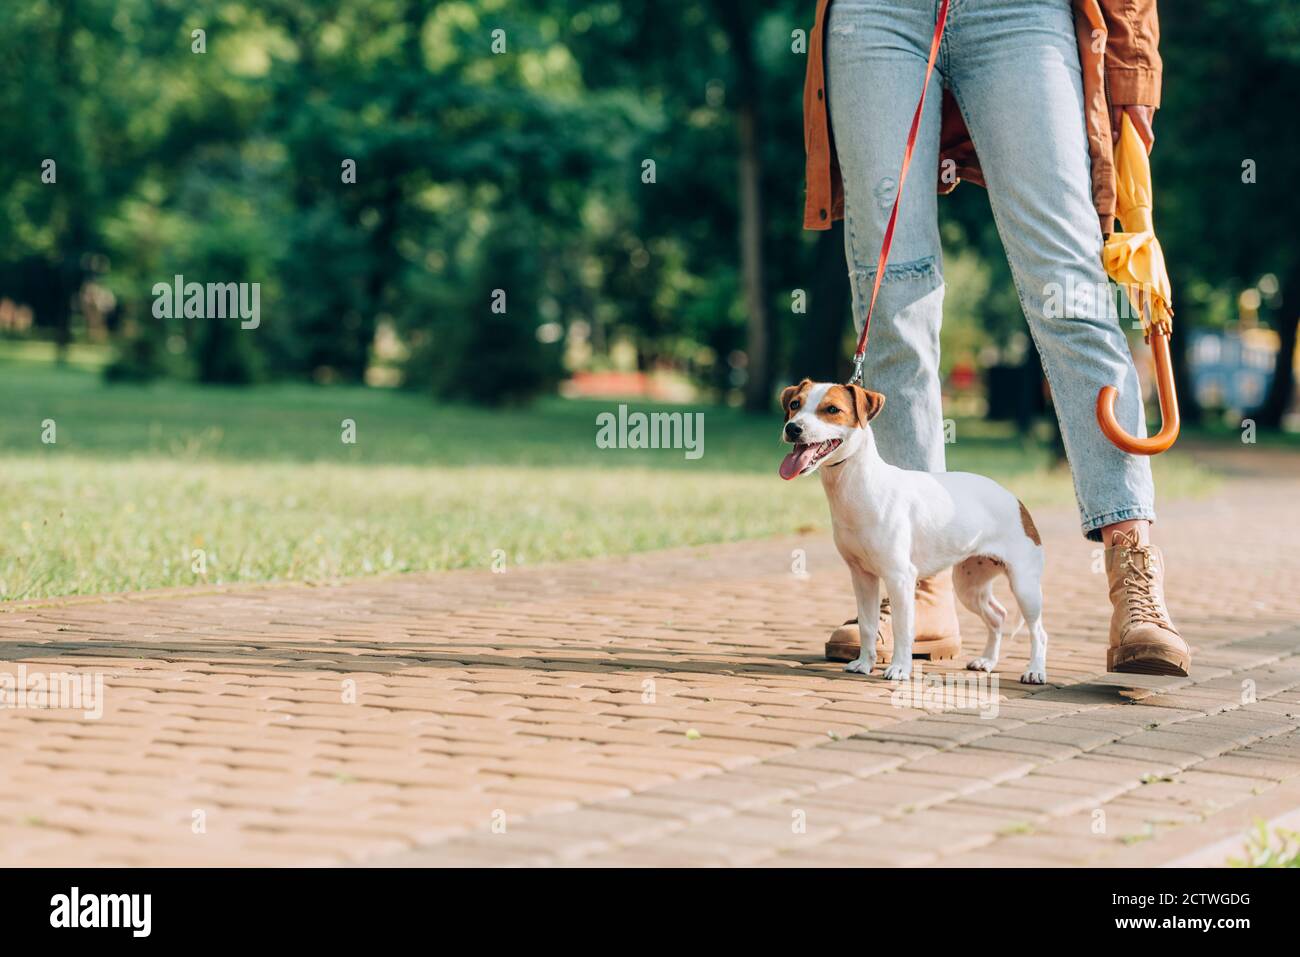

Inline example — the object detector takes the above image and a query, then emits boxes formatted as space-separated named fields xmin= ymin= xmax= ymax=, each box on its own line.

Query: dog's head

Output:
xmin=778 ymin=379 xmax=885 ymax=480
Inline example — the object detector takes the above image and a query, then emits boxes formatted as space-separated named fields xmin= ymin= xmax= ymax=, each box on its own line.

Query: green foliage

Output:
xmin=0 ymin=0 xmax=1296 ymax=413
xmin=404 ymin=223 xmax=564 ymax=405
xmin=103 ymin=325 xmax=166 ymax=384
xmin=1230 ymin=821 xmax=1300 ymax=868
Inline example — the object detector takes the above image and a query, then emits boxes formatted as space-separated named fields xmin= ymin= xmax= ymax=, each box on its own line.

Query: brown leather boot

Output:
xmin=824 ymin=570 xmax=962 ymax=663
xmin=1105 ymin=530 xmax=1190 ymax=676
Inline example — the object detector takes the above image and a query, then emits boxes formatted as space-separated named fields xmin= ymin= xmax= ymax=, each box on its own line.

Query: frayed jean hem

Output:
xmin=1082 ymin=506 xmax=1157 ymax=543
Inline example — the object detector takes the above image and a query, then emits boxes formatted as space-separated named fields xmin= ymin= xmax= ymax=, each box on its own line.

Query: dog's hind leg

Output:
xmin=1007 ymin=554 xmax=1049 ymax=685
xmin=955 ymin=557 xmax=1006 ymax=672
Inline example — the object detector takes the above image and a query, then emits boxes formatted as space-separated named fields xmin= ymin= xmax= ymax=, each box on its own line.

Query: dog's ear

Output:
xmin=780 ymin=379 xmax=811 ymax=417
xmin=850 ymin=385 xmax=885 ymax=424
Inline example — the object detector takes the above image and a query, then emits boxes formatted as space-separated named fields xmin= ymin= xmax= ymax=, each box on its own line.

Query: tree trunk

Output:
xmin=737 ymin=100 xmax=770 ymax=411
xmin=717 ymin=2 xmax=771 ymax=413
xmin=1251 ymin=263 xmax=1300 ymax=429
xmin=52 ymin=0 xmax=84 ymax=364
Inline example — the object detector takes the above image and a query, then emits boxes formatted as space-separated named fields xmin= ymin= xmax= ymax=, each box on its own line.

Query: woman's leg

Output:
xmin=945 ymin=0 xmax=1157 ymax=541
xmin=823 ymin=0 xmax=961 ymax=662
xmin=827 ymin=0 xmax=947 ymax=472
xmin=945 ymin=0 xmax=1186 ymax=673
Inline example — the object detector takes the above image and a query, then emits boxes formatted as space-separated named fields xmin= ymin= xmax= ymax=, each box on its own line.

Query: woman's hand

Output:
xmin=1111 ymin=104 xmax=1155 ymax=153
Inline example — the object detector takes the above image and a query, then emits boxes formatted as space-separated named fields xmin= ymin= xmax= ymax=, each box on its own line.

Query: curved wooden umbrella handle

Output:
xmin=1096 ymin=326 xmax=1180 ymax=455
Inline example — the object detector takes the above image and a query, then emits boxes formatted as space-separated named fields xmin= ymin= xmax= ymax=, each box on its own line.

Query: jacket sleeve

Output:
xmin=1100 ymin=0 xmax=1162 ymax=108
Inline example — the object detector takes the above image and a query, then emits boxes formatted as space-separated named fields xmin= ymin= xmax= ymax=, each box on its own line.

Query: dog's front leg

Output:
xmin=844 ymin=568 xmax=881 ymax=676
xmin=881 ymin=572 xmax=918 ymax=681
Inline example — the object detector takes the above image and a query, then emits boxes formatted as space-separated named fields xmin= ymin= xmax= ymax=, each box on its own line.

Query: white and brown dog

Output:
xmin=779 ymin=379 xmax=1049 ymax=684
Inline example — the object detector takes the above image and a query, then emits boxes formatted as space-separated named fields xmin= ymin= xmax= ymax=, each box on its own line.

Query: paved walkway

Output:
xmin=1 ymin=451 xmax=1298 ymax=866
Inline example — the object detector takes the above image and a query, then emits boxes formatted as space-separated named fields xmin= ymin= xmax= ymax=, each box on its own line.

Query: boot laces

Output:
xmin=1121 ymin=546 xmax=1169 ymax=626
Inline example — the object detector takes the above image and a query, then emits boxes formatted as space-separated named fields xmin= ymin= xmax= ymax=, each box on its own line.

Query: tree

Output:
xmin=1158 ymin=1 xmax=1300 ymax=429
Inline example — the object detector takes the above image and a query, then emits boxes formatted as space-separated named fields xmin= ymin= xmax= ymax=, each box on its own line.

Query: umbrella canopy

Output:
xmin=1101 ymin=113 xmax=1173 ymax=335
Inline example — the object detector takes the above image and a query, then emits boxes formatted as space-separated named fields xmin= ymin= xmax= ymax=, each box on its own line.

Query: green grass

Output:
xmin=0 ymin=350 xmax=1217 ymax=601
xmin=1230 ymin=821 xmax=1300 ymax=868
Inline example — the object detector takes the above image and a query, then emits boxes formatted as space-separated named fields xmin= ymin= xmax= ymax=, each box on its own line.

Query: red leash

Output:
xmin=849 ymin=0 xmax=951 ymax=386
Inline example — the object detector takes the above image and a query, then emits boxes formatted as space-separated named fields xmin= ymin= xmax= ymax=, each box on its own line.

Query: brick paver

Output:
xmin=1 ymin=451 xmax=1297 ymax=866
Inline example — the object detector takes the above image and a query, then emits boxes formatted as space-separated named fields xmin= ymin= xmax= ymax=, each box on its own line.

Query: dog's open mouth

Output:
xmin=779 ymin=439 xmax=842 ymax=480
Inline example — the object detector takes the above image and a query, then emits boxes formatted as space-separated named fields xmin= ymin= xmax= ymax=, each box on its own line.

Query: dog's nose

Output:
xmin=784 ymin=421 xmax=803 ymax=441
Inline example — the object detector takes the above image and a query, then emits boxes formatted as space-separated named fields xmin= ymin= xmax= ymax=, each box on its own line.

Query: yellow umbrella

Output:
xmin=1096 ymin=112 xmax=1180 ymax=455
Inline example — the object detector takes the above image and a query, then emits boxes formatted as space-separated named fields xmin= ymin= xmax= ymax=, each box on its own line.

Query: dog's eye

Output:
xmin=824 ymin=406 xmax=840 ymax=415
xmin=789 ymin=400 xmax=800 ymax=410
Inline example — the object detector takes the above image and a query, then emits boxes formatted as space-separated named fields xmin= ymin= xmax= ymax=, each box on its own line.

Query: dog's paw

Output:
xmin=881 ymin=662 xmax=912 ymax=681
xmin=844 ymin=657 xmax=875 ymax=676
xmin=966 ymin=656 xmax=997 ymax=672
xmin=1019 ymin=667 xmax=1047 ymax=685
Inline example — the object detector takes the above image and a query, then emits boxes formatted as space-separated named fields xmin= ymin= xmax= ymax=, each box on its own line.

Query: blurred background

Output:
xmin=1 ymin=0 xmax=1297 ymax=600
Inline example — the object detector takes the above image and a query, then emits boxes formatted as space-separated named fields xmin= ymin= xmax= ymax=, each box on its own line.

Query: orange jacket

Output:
xmin=802 ymin=0 xmax=1161 ymax=236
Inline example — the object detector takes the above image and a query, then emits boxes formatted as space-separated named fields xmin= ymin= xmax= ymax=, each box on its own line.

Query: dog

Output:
xmin=779 ymin=379 xmax=1049 ymax=684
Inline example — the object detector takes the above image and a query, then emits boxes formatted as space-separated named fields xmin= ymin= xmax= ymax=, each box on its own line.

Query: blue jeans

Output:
xmin=826 ymin=0 xmax=1155 ymax=541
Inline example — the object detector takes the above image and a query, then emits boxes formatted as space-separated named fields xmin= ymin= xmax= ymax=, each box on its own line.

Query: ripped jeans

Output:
xmin=826 ymin=0 xmax=1155 ymax=541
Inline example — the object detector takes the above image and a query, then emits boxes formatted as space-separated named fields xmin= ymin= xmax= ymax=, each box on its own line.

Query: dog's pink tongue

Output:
xmin=779 ymin=443 xmax=818 ymax=480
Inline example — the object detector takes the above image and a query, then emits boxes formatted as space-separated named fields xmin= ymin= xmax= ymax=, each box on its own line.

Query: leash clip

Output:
xmin=848 ymin=354 xmax=865 ymax=387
